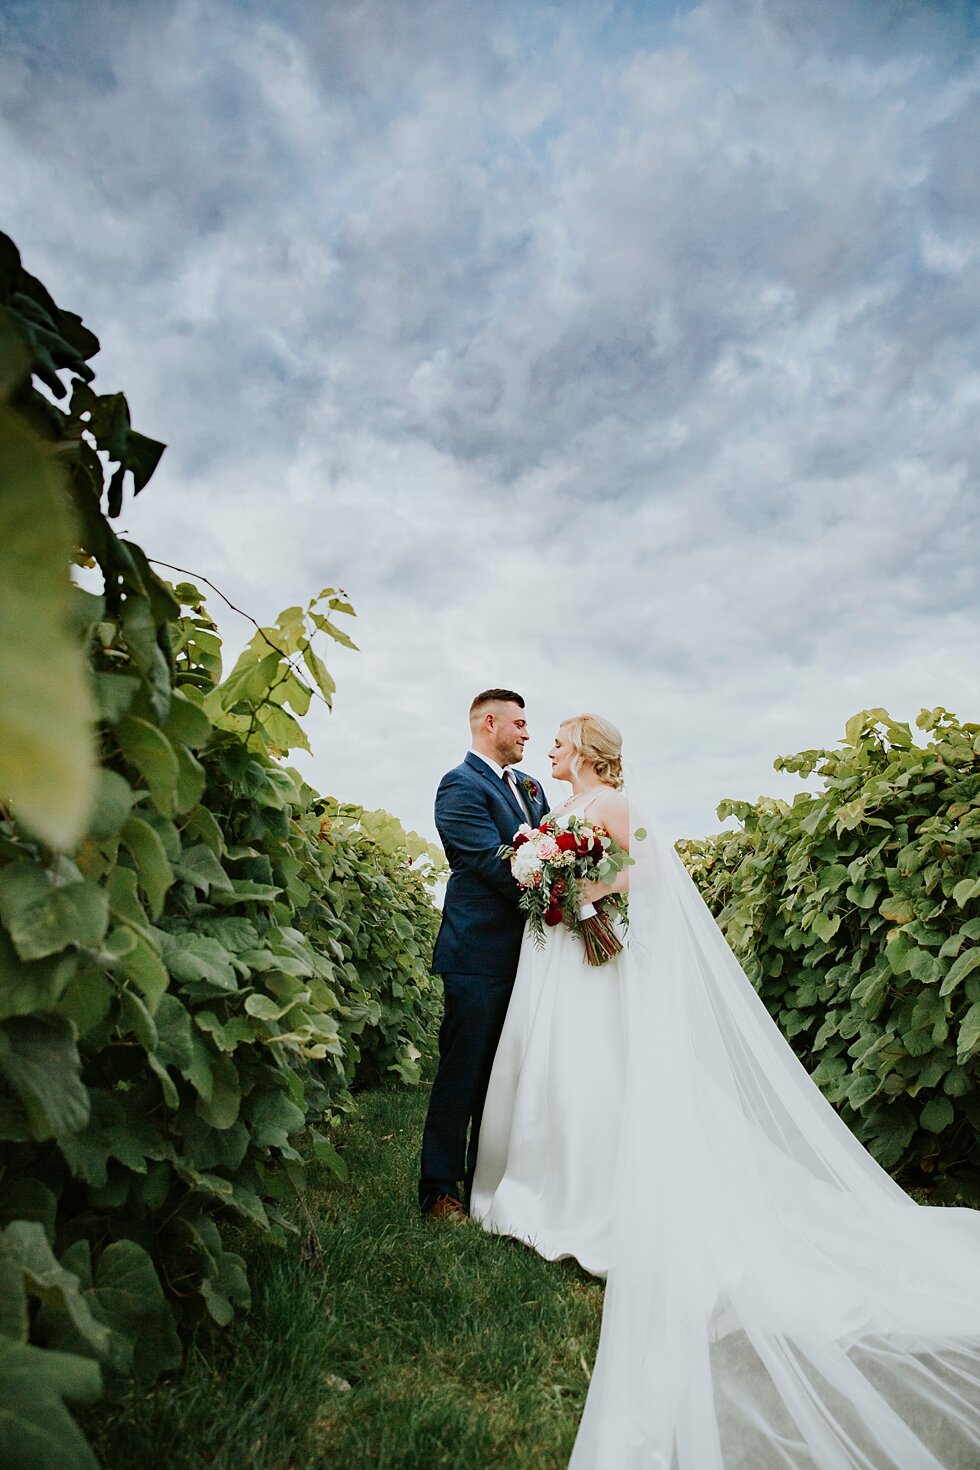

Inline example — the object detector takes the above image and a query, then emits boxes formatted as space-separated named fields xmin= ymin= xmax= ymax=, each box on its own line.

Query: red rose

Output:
xmin=556 ymin=832 xmax=577 ymax=852
xmin=544 ymin=903 xmax=563 ymax=927
xmin=551 ymin=879 xmax=567 ymax=897
xmin=539 ymin=821 xmax=551 ymax=833
xmin=513 ymin=832 xmax=529 ymax=848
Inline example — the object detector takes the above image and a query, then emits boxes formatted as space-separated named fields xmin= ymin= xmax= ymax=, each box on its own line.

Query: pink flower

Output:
xmin=537 ymin=835 xmax=560 ymax=860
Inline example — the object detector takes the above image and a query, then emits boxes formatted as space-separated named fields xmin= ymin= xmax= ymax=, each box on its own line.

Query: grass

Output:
xmin=84 ymin=1086 xmax=604 ymax=1469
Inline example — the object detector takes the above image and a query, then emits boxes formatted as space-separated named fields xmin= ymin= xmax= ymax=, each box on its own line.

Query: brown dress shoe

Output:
xmin=426 ymin=1193 xmax=468 ymax=1223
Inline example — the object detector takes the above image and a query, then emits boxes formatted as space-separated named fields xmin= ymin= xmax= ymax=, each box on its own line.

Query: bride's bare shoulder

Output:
xmin=590 ymin=784 xmax=627 ymax=813
xmin=589 ymin=785 xmax=630 ymax=838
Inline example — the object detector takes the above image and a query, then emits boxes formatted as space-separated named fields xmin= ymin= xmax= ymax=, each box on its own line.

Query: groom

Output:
xmin=419 ymin=689 xmax=549 ymax=1220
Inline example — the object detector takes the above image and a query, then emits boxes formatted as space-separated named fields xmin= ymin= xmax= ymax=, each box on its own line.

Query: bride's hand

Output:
xmin=580 ymin=879 xmax=605 ymax=905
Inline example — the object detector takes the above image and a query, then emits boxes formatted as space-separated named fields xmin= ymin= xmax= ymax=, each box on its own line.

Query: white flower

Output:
xmin=512 ymin=844 xmax=544 ymax=884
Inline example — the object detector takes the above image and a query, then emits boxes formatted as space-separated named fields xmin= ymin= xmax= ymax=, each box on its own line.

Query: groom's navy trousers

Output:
xmin=419 ymin=752 xmax=548 ymax=1211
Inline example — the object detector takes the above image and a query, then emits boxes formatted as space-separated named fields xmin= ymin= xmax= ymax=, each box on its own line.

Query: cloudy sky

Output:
xmin=2 ymin=0 xmax=978 ymax=845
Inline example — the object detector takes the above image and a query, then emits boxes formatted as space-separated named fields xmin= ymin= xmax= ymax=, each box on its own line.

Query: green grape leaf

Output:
xmin=115 ymin=715 xmax=179 ymax=816
xmin=1 ymin=1221 xmax=111 ymax=1359
xmin=956 ymin=1001 xmax=980 ymax=1064
xmin=0 ymin=932 xmax=77 ymax=1021
xmin=0 ymin=1338 xmax=102 ymax=1470
xmin=83 ymin=768 xmax=137 ymax=841
xmin=153 ymin=993 xmax=194 ymax=1072
xmin=87 ymin=1239 xmax=181 ymax=1380
xmin=0 ymin=1017 xmax=89 ymax=1140
xmin=171 ymin=843 xmax=233 ymax=896
xmin=160 ymin=933 xmax=239 ymax=991
xmin=0 ymin=863 xmax=109 ymax=961
xmin=193 ymin=1011 xmax=256 ymax=1054
xmin=120 ymin=813 xmax=174 ymax=919
xmin=161 ymin=689 xmax=211 ymax=748
xmin=115 ymin=933 xmax=169 ymax=1011
xmin=58 ymin=1090 xmax=170 ymax=1187
xmin=0 ymin=404 xmax=97 ymax=849
xmin=90 ymin=672 xmax=141 ymax=725
xmin=174 ymin=744 xmax=206 ymax=813
xmin=952 ymin=877 xmax=980 ymax=906
xmin=939 ymin=946 xmax=980 ymax=997
xmin=55 ymin=968 xmax=111 ymax=1037
xmin=920 ymin=1096 xmax=954 ymax=1133
xmin=194 ymin=1052 xmax=241 ymax=1130
xmin=248 ymin=1089 xmax=306 ymax=1149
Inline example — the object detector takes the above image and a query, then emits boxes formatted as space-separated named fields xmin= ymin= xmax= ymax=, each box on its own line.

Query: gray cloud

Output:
xmin=1 ymin=0 xmax=977 ymax=844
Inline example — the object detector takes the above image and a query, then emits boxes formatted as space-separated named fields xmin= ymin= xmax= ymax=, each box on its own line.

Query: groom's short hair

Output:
xmin=470 ymin=688 xmax=524 ymax=716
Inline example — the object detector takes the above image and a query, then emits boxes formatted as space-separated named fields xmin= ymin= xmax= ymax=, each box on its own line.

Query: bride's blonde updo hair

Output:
xmin=561 ymin=713 xmax=624 ymax=789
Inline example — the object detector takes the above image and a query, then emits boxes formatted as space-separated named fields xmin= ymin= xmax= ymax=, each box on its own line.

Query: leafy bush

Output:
xmin=0 ymin=233 xmax=444 ymax=1468
xmin=679 ymin=707 xmax=980 ymax=1197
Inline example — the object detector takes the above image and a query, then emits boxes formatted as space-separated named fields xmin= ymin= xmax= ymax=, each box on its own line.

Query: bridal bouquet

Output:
xmin=499 ymin=814 xmax=632 ymax=966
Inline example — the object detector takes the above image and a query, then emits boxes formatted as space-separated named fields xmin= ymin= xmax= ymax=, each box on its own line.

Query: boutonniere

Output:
xmin=520 ymin=776 xmax=540 ymax=801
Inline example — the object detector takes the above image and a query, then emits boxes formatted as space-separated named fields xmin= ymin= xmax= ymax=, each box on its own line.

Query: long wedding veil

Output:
xmin=569 ymin=796 xmax=980 ymax=1470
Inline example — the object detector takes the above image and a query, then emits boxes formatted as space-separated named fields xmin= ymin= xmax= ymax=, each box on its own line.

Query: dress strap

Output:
xmin=550 ymin=786 xmax=617 ymax=821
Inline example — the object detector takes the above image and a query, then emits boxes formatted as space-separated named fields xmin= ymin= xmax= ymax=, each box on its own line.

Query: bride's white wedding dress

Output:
xmin=470 ymin=788 xmax=625 ymax=1275
xmin=477 ymin=786 xmax=980 ymax=1468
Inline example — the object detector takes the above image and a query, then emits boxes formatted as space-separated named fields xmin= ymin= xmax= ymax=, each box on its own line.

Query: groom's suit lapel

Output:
xmin=518 ymin=775 xmax=545 ymax=824
xmin=529 ymin=781 xmax=547 ymax=823
xmin=464 ymin=752 xmax=540 ymax=834
xmin=464 ymin=751 xmax=528 ymax=827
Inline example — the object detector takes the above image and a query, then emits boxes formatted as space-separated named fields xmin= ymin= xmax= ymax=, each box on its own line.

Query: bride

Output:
xmin=474 ymin=714 xmax=980 ymax=1469
xmin=470 ymin=713 xmax=630 ymax=1274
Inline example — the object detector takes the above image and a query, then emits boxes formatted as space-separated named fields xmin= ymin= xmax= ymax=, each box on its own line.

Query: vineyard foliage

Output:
xmin=0 ymin=234 xmax=444 ymax=1468
xmin=679 ymin=707 xmax=980 ymax=1196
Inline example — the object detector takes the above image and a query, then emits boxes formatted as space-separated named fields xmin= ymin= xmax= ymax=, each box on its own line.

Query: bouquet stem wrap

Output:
xmin=578 ymin=901 xmax=624 ymax=967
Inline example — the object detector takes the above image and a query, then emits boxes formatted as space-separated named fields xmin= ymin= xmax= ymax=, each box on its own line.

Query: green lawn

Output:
xmin=85 ymin=1087 xmax=603 ymax=1469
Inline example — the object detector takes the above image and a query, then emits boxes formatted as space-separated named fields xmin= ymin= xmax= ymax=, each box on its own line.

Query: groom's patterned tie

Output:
xmin=503 ymin=769 xmax=532 ymax=824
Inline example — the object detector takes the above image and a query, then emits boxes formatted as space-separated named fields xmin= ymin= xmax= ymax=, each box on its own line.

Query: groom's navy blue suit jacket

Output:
xmin=432 ymin=753 xmax=549 ymax=978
